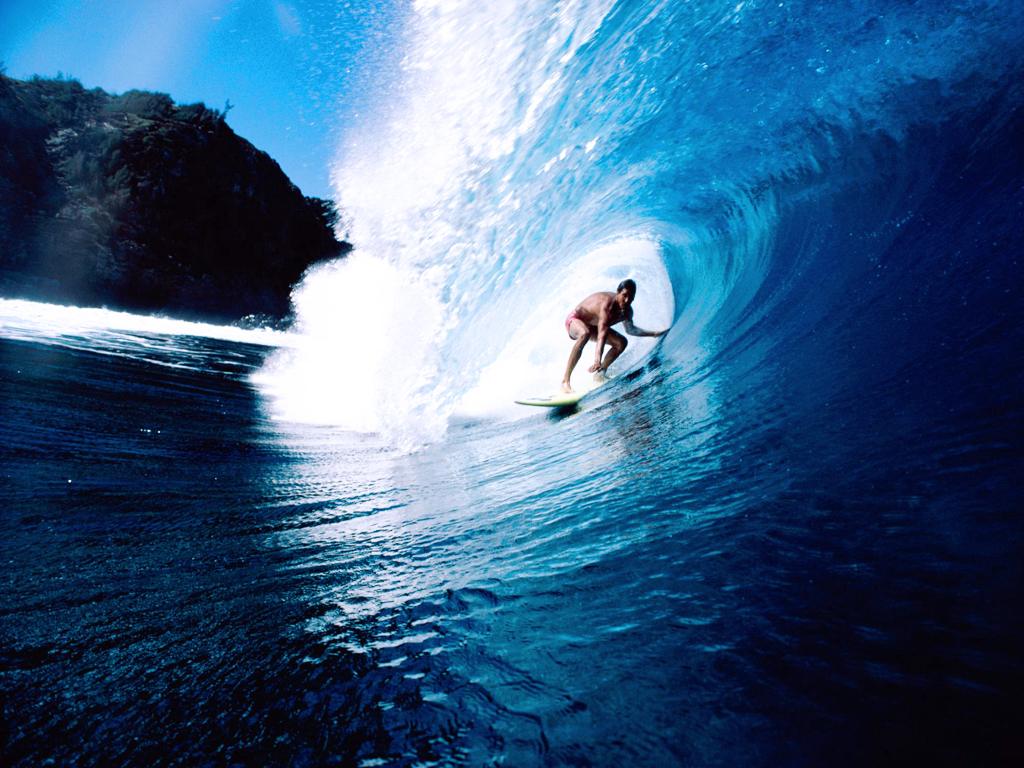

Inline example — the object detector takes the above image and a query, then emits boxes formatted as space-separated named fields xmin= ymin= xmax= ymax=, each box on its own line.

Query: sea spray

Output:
xmin=254 ymin=254 xmax=449 ymax=447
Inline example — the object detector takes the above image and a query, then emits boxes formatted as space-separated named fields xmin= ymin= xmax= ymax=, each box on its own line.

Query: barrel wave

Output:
xmin=2 ymin=1 xmax=1023 ymax=766
xmin=260 ymin=0 xmax=1024 ymax=447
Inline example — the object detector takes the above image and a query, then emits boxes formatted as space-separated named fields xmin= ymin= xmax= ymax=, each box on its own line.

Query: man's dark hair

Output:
xmin=617 ymin=279 xmax=636 ymax=294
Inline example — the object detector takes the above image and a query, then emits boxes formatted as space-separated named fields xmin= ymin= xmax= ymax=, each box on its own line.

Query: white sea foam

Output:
xmin=251 ymin=253 xmax=448 ymax=448
xmin=0 ymin=298 xmax=290 ymax=349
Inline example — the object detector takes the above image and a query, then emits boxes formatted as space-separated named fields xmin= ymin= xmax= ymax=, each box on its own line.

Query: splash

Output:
xmin=252 ymin=253 xmax=448 ymax=447
xmin=255 ymin=0 xmax=650 ymax=445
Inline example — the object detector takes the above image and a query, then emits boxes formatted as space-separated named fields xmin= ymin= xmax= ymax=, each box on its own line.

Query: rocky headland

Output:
xmin=0 ymin=73 xmax=349 ymax=325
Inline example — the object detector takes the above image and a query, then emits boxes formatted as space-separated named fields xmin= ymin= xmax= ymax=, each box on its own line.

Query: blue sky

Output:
xmin=0 ymin=0 xmax=405 ymax=200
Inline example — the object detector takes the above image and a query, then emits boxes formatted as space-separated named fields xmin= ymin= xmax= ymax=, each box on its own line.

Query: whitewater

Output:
xmin=2 ymin=0 xmax=1023 ymax=765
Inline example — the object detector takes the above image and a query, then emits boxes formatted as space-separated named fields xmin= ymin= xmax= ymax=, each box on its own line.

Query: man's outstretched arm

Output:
xmin=623 ymin=317 xmax=668 ymax=338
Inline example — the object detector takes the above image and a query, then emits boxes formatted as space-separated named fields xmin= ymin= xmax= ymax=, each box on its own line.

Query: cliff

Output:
xmin=0 ymin=73 xmax=349 ymax=325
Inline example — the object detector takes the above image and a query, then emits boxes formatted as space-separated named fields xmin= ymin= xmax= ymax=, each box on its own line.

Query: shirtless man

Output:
xmin=561 ymin=279 xmax=667 ymax=393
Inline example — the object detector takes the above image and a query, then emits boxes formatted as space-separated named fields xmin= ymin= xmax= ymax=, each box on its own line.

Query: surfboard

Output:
xmin=515 ymin=391 xmax=587 ymax=407
xmin=515 ymin=378 xmax=607 ymax=407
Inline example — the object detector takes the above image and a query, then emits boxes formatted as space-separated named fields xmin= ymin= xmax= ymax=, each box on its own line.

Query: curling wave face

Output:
xmin=253 ymin=0 xmax=1024 ymax=451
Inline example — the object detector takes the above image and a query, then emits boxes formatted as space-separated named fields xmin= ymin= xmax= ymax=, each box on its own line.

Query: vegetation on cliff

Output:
xmin=0 ymin=72 xmax=349 ymax=324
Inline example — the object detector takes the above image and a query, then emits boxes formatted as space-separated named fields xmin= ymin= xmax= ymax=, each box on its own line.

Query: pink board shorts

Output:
xmin=565 ymin=310 xmax=581 ymax=333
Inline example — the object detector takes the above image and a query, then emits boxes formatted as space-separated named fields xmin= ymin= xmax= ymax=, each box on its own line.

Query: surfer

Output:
xmin=561 ymin=279 xmax=667 ymax=393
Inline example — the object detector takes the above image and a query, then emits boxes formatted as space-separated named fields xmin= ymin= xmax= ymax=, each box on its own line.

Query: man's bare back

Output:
xmin=561 ymin=279 xmax=667 ymax=393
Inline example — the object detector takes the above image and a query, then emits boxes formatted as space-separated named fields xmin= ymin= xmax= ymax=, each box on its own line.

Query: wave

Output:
xmin=254 ymin=0 xmax=1024 ymax=450
xmin=0 ymin=298 xmax=290 ymax=371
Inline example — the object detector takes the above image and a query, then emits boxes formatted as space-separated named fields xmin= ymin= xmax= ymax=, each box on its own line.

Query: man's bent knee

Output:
xmin=570 ymin=323 xmax=592 ymax=343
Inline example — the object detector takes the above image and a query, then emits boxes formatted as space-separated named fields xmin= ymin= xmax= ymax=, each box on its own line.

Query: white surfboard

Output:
xmin=514 ymin=377 xmax=607 ymax=407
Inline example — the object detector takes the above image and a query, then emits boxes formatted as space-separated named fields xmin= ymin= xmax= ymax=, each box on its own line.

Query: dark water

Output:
xmin=1 ymin=293 xmax=1021 ymax=766
xmin=4 ymin=0 xmax=1024 ymax=764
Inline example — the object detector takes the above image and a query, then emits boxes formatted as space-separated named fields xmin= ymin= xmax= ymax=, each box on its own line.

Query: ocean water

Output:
xmin=3 ymin=0 xmax=1024 ymax=765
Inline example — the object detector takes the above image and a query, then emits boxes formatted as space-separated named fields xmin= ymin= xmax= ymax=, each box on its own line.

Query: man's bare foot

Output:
xmin=560 ymin=380 xmax=574 ymax=394
xmin=593 ymin=370 xmax=608 ymax=384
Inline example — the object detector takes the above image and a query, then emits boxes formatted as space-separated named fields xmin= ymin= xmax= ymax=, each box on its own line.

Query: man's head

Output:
xmin=616 ymin=279 xmax=636 ymax=308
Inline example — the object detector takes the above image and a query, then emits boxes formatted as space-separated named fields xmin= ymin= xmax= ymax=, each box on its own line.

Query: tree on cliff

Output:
xmin=0 ymin=73 xmax=350 ymax=324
